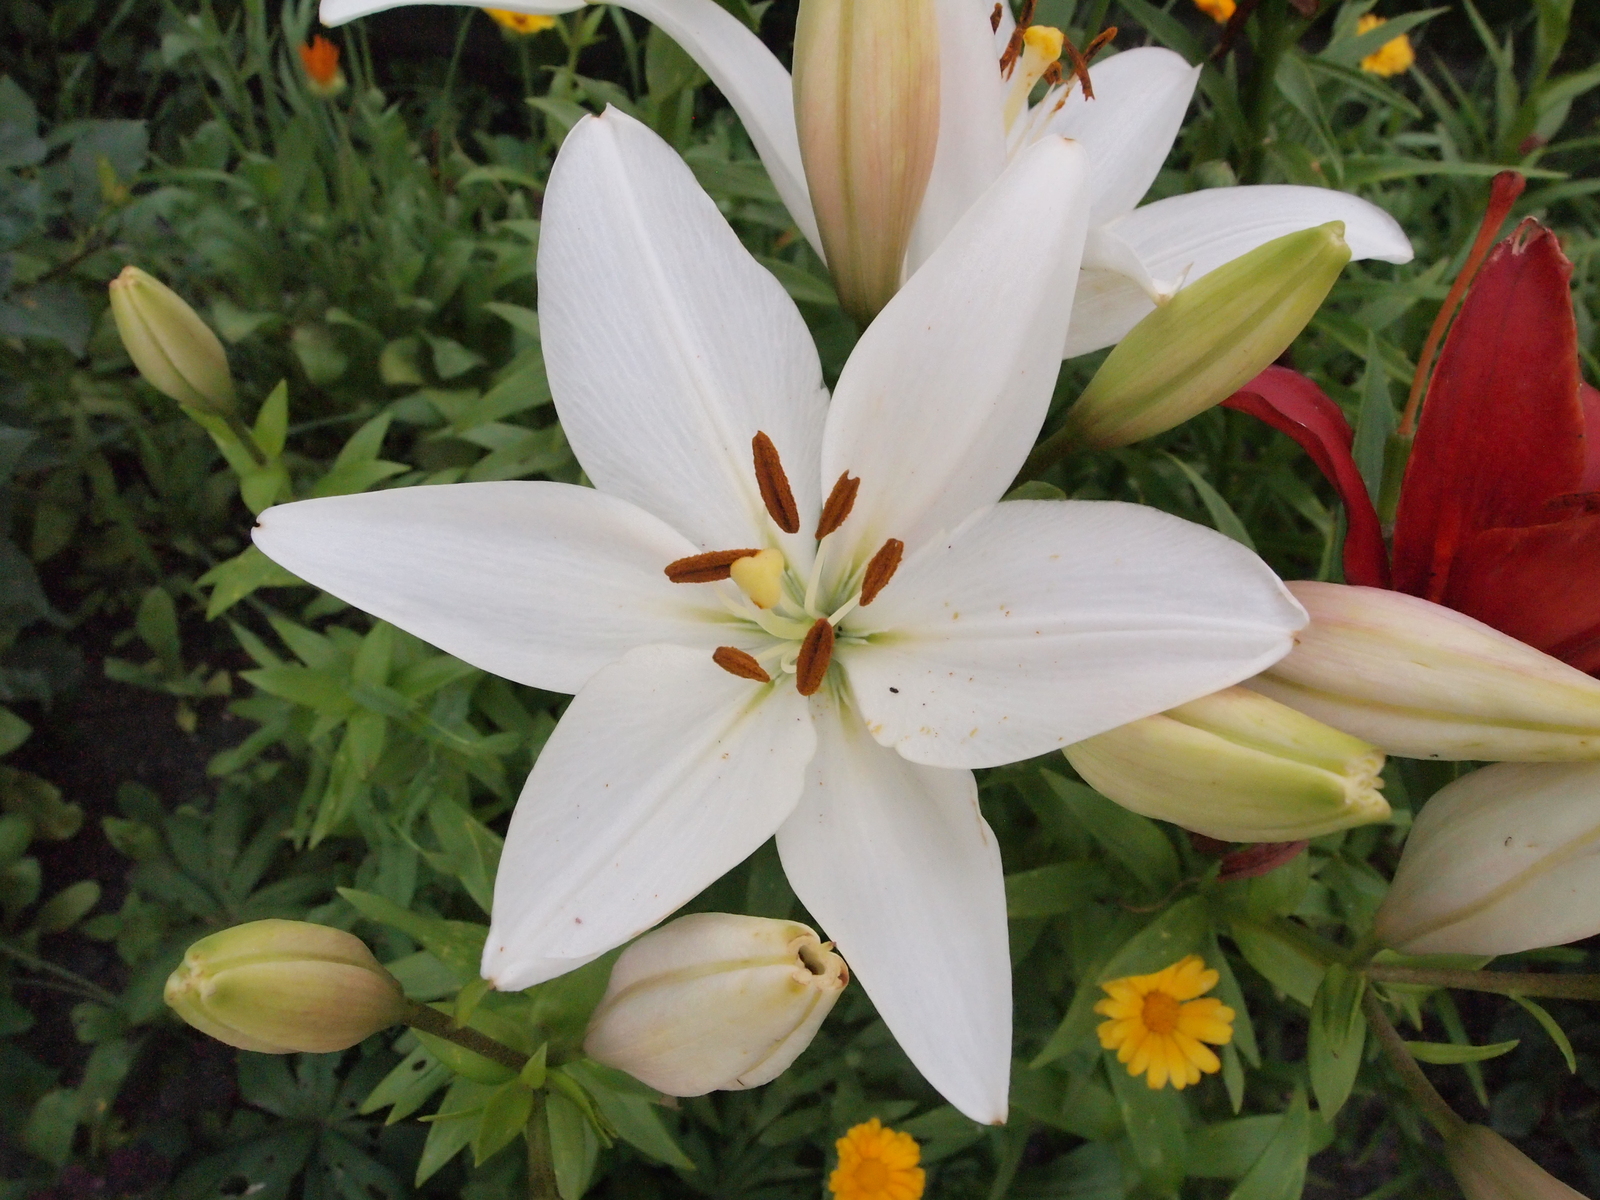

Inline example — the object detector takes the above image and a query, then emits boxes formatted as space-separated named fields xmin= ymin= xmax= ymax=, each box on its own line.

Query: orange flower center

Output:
xmin=1141 ymin=990 xmax=1181 ymax=1035
xmin=852 ymin=1161 xmax=890 ymax=1191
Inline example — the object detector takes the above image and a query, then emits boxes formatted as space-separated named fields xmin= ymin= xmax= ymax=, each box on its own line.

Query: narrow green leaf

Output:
xmin=1510 ymin=994 xmax=1577 ymax=1073
xmin=1164 ymin=455 xmax=1256 ymax=549
xmin=1225 ymin=1089 xmax=1310 ymax=1200
xmin=1308 ymin=964 xmax=1367 ymax=1118
xmin=1403 ymin=1039 xmax=1520 ymax=1064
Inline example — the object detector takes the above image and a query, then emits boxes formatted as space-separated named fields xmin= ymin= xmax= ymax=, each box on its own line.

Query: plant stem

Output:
xmin=224 ymin=413 xmax=268 ymax=467
xmin=1240 ymin=0 xmax=1290 ymax=185
xmin=1362 ymin=990 xmax=1466 ymax=1140
xmin=1366 ymin=965 xmax=1600 ymax=1001
xmin=401 ymin=999 xmax=529 ymax=1071
xmin=1016 ymin=421 xmax=1082 ymax=484
xmin=527 ymin=1091 xmax=559 ymax=1200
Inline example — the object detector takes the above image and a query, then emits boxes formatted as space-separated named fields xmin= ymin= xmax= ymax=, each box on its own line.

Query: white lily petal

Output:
xmin=843 ymin=500 xmax=1307 ymax=768
xmin=1046 ymin=48 xmax=1200 ymax=225
xmin=541 ymin=109 xmax=829 ymax=558
xmin=320 ymin=0 xmax=579 ymax=22
xmin=253 ymin=483 xmax=730 ymax=695
xmin=777 ymin=704 xmax=1010 ymax=1124
xmin=823 ymin=137 xmax=1090 ymax=572
xmin=905 ymin=0 xmax=1009 ymax=273
xmin=1062 ymin=184 xmax=1414 ymax=354
xmin=485 ymin=645 xmax=816 ymax=990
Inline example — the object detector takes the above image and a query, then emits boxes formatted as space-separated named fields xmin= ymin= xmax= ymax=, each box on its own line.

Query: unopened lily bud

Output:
xmin=793 ymin=0 xmax=940 ymax=325
xmin=1446 ymin=1125 xmax=1588 ymax=1200
xmin=1375 ymin=761 xmax=1600 ymax=955
xmin=165 ymin=919 xmax=408 ymax=1053
xmin=1061 ymin=223 xmax=1351 ymax=448
xmin=584 ymin=912 xmax=847 ymax=1096
xmin=1249 ymin=583 xmax=1600 ymax=761
xmin=1063 ymin=686 xmax=1389 ymax=842
xmin=108 ymin=266 xmax=237 ymax=419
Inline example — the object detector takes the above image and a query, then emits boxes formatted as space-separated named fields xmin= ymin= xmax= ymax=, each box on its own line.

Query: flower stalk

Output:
xmin=1362 ymin=989 xmax=1466 ymax=1140
xmin=400 ymin=998 xmax=532 ymax=1072
xmin=1364 ymin=966 xmax=1600 ymax=1002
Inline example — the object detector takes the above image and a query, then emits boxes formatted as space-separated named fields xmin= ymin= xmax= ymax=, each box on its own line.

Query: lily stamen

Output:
xmin=712 ymin=646 xmax=772 ymax=683
xmin=795 ymin=618 xmax=836 ymax=696
xmin=860 ymin=538 xmax=905 ymax=605
xmin=752 ymin=431 xmax=801 ymax=534
xmin=665 ymin=548 xmax=762 ymax=583
xmin=816 ymin=471 xmax=861 ymax=540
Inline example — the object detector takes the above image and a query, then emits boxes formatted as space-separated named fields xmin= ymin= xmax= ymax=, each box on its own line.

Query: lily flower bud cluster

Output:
xmin=1064 ymin=686 xmax=1389 ymax=843
xmin=164 ymin=919 xmax=409 ymax=1053
xmin=584 ymin=913 xmax=848 ymax=1096
xmin=108 ymin=266 xmax=238 ymax=420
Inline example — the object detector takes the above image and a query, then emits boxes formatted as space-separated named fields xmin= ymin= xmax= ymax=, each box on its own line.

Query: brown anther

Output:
xmin=815 ymin=472 xmax=860 ymax=540
xmin=1062 ymin=35 xmax=1095 ymax=100
xmin=713 ymin=646 xmax=771 ymax=683
xmin=859 ymin=538 xmax=905 ymax=605
xmin=665 ymin=548 xmax=762 ymax=584
xmin=1041 ymin=61 xmax=1063 ymax=88
xmin=795 ymin=618 xmax=835 ymax=697
xmin=752 ymin=431 xmax=800 ymax=534
xmin=990 ymin=2 xmax=1002 ymax=32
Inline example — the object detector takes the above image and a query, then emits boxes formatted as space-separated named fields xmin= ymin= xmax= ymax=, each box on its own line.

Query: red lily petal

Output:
xmin=1581 ymin=382 xmax=1600 ymax=492
xmin=1391 ymin=221 xmax=1583 ymax=601
xmin=1441 ymin=514 xmax=1600 ymax=672
xmin=1223 ymin=366 xmax=1389 ymax=588
xmin=1218 ymin=841 xmax=1309 ymax=881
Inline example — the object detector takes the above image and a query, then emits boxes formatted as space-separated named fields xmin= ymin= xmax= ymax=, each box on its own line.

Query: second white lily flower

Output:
xmin=253 ymin=111 xmax=1305 ymax=1124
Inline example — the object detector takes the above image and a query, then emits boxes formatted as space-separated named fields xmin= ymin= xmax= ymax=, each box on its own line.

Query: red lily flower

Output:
xmin=1224 ymin=194 xmax=1600 ymax=672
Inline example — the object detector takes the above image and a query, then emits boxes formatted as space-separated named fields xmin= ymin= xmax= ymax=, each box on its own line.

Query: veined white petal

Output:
xmin=777 ymin=704 xmax=1010 ymax=1124
xmin=905 ymin=0 xmax=1009 ymax=273
xmin=321 ymin=0 xmax=579 ymax=23
xmin=485 ymin=645 xmax=816 ymax=990
xmin=540 ymin=109 xmax=828 ymax=561
xmin=842 ymin=500 xmax=1307 ymax=768
xmin=1045 ymin=48 xmax=1199 ymax=225
xmin=823 ymin=138 xmax=1090 ymax=574
xmin=252 ymin=483 xmax=731 ymax=695
xmin=1062 ymin=184 xmax=1414 ymax=355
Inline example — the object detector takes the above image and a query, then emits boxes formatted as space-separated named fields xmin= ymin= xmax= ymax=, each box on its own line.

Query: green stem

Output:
xmin=1016 ymin=420 xmax=1082 ymax=485
xmin=1362 ymin=990 xmax=1466 ymax=1140
xmin=401 ymin=999 xmax=529 ymax=1072
xmin=0 ymin=938 xmax=120 ymax=1006
xmin=527 ymin=1091 xmax=559 ymax=1200
xmin=1240 ymin=0 xmax=1290 ymax=185
xmin=1366 ymin=965 xmax=1600 ymax=1001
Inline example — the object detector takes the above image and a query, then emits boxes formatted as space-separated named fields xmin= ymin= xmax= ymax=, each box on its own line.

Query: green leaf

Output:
xmin=481 ymin=301 xmax=541 ymax=339
xmin=473 ymin=1080 xmax=534 ymax=1165
xmin=253 ymin=380 xmax=290 ymax=458
xmin=0 ymin=706 xmax=31 ymax=757
xmin=1004 ymin=861 xmax=1103 ymax=918
xmin=754 ymin=256 xmax=839 ymax=307
xmin=426 ymin=797 xmax=502 ymax=915
xmin=1510 ymin=994 xmax=1577 ymax=1073
xmin=338 ymin=887 xmax=487 ymax=983
xmin=1040 ymin=770 xmax=1180 ymax=894
xmin=21 ymin=1089 xmax=79 ymax=1166
xmin=198 ymin=546 xmax=304 ymax=619
xmin=1404 ymin=1038 xmax=1520 ymax=1064
xmin=1225 ymin=1089 xmax=1310 ymax=1200
xmin=134 ymin=587 xmax=182 ymax=674
xmin=547 ymin=1089 xmax=600 ymax=1200
xmin=1107 ymin=1057 xmax=1189 ymax=1194
xmin=1320 ymin=8 xmax=1446 ymax=67
xmin=1353 ymin=332 xmax=1396 ymax=505
xmin=1165 ymin=454 xmax=1256 ymax=550
xmin=415 ymin=1077 xmax=498 ymax=1185
xmin=33 ymin=879 xmax=101 ymax=934
xmin=361 ymin=1043 xmax=451 ymax=1122
xmin=1308 ymin=964 xmax=1367 ymax=1118
xmin=563 ymin=1059 xmax=693 ymax=1169
xmin=1229 ymin=918 xmax=1325 ymax=1007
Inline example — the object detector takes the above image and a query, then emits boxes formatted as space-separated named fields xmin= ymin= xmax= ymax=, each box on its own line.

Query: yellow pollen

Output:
xmin=729 ymin=548 xmax=785 ymax=609
xmin=1003 ymin=25 xmax=1066 ymax=130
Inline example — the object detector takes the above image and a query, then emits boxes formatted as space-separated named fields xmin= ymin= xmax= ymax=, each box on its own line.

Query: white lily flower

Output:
xmin=253 ymin=110 xmax=1305 ymax=1122
xmin=318 ymin=0 xmax=1412 ymax=354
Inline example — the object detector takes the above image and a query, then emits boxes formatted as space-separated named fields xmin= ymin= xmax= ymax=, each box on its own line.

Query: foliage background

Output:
xmin=0 ymin=0 xmax=1597 ymax=1196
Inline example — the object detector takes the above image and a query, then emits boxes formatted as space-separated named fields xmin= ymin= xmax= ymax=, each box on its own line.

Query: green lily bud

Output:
xmin=1060 ymin=222 xmax=1351 ymax=448
xmin=108 ymin=265 xmax=238 ymax=419
xmin=1249 ymin=582 xmax=1600 ymax=761
xmin=585 ymin=913 xmax=848 ymax=1096
xmin=1063 ymin=686 xmax=1389 ymax=842
xmin=165 ymin=919 xmax=408 ymax=1053
xmin=1447 ymin=1126 xmax=1587 ymax=1200
xmin=793 ymin=0 xmax=940 ymax=325
xmin=1375 ymin=761 xmax=1600 ymax=956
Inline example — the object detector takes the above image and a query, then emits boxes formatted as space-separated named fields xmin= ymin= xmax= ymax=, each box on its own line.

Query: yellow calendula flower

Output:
xmin=829 ymin=1119 xmax=925 ymax=1200
xmin=485 ymin=9 xmax=559 ymax=34
xmin=1193 ymin=0 xmax=1236 ymax=24
xmin=1095 ymin=955 xmax=1235 ymax=1090
xmin=1356 ymin=14 xmax=1414 ymax=77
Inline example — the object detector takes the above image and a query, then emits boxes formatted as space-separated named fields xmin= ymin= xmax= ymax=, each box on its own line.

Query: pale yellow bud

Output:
xmin=108 ymin=266 xmax=237 ymax=419
xmin=1446 ymin=1126 xmax=1588 ymax=1200
xmin=793 ymin=0 xmax=940 ymax=325
xmin=164 ymin=919 xmax=408 ymax=1053
xmin=584 ymin=912 xmax=847 ymax=1096
xmin=1249 ymin=583 xmax=1600 ymax=761
xmin=1063 ymin=686 xmax=1388 ymax=842
xmin=1061 ymin=223 xmax=1351 ymax=448
xmin=1375 ymin=761 xmax=1600 ymax=956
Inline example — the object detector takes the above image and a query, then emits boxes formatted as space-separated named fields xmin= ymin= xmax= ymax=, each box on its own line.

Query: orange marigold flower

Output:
xmin=1095 ymin=954 xmax=1235 ymax=1090
xmin=485 ymin=9 xmax=559 ymax=35
xmin=298 ymin=36 xmax=345 ymax=97
xmin=1357 ymin=14 xmax=1414 ymax=77
xmin=1193 ymin=0 xmax=1236 ymax=24
xmin=828 ymin=1119 xmax=925 ymax=1200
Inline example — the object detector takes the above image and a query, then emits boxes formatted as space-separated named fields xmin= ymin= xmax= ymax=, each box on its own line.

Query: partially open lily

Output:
xmin=253 ymin=111 xmax=1305 ymax=1122
xmin=315 ymin=0 xmax=1411 ymax=349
